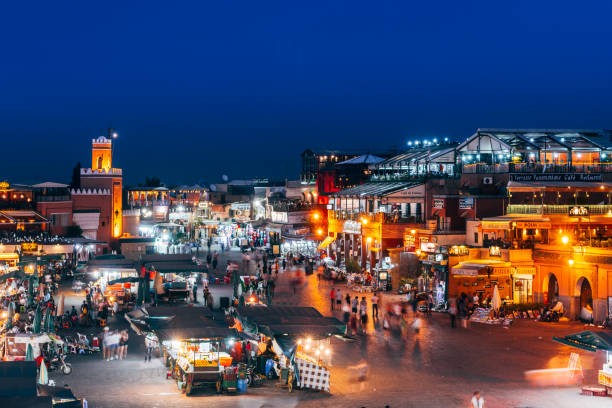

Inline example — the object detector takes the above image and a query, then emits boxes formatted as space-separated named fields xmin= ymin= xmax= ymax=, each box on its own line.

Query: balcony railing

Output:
xmin=461 ymin=162 xmax=612 ymax=174
xmin=462 ymin=163 xmax=509 ymax=174
xmin=507 ymin=204 xmax=612 ymax=215
xmin=328 ymin=210 xmax=423 ymax=224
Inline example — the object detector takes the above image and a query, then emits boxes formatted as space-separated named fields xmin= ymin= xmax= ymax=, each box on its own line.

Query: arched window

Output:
xmin=97 ymin=156 xmax=103 ymax=169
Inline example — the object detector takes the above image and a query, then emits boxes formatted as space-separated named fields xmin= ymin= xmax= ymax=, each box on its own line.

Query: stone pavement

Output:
xmin=50 ymin=252 xmax=612 ymax=407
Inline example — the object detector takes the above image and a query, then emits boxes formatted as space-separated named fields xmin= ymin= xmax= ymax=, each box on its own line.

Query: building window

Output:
xmin=474 ymin=232 xmax=478 ymax=244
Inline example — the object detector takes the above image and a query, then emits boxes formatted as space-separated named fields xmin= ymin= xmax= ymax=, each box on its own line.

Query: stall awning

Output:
xmin=451 ymin=265 xmax=484 ymax=277
xmin=552 ymin=331 xmax=612 ymax=352
xmin=318 ymin=236 xmax=335 ymax=249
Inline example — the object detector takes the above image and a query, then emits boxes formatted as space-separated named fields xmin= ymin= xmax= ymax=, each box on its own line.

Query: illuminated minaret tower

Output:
xmin=73 ymin=131 xmax=123 ymax=245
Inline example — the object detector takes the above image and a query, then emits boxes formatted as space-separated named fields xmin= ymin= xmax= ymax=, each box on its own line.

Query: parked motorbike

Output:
xmin=238 ymin=363 xmax=265 ymax=387
xmin=540 ymin=307 xmax=560 ymax=322
xmin=47 ymin=353 xmax=72 ymax=375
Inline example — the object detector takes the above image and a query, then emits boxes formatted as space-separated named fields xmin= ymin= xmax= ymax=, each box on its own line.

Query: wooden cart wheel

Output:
xmin=216 ymin=379 xmax=222 ymax=394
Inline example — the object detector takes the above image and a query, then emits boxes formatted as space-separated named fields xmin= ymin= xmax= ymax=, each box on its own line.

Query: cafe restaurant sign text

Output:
xmin=510 ymin=173 xmax=602 ymax=182
xmin=569 ymin=206 xmax=589 ymax=217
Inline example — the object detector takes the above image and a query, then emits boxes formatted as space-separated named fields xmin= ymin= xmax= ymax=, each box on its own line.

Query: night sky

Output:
xmin=1 ymin=1 xmax=611 ymax=186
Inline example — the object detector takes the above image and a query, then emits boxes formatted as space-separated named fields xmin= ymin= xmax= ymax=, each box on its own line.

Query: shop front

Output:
xmin=450 ymin=259 xmax=535 ymax=305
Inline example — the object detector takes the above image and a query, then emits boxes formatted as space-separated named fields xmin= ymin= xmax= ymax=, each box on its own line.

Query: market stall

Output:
xmin=553 ymin=330 xmax=612 ymax=396
xmin=126 ymin=306 xmax=241 ymax=396
xmin=235 ymin=306 xmax=343 ymax=392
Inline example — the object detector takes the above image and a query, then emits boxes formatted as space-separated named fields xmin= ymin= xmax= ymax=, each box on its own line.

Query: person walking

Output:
xmin=119 ymin=330 xmax=128 ymax=360
xmin=192 ymin=283 xmax=198 ymax=303
xmin=342 ymin=302 xmax=351 ymax=335
xmin=359 ymin=297 xmax=368 ymax=334
xmin=351 ymin=296 xmax=359 ymax=315
xmin=371 ymin=292 xmax=379 ymax=319
xmin=101 ymin=327 xmax=109 ymax=360
xmin=330 ymin=288 xmax=336 ymax=311
xmin=345 ymin=292 xmax=350 ymax=306
xmin=335 ymin=289 xmax=342 ymax=309
xmin=144 ymin=336 xmax=153 ymax=362
xmin=449 ymin=298 xmax=457 ymax=328
xmin=471 ymin=391 xmax=484 ymax=408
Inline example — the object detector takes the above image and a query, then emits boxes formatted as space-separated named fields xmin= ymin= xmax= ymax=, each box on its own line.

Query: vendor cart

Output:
xmin=165 ymin=337 xmax=233 ymax=395
xmin=125 ymin=305 xmax=240 ymax=396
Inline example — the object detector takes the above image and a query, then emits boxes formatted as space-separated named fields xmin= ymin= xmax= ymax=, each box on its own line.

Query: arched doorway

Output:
xmin=579 ymin=279 xmax=592 ymax=309
xmin=575 ymin=277 xmax=594 ymax=322
xmin=547 ymin=274 xmax=559 ymax=304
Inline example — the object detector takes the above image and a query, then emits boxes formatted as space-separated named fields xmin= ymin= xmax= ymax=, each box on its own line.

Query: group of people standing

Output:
xmin=101 ymin=327 xmax=129 ymax=361
xmin=330 ymin=288 xmax=380 ymax=336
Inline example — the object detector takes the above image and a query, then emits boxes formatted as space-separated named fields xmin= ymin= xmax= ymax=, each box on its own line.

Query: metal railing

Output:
xmin=328 ymin=210 xmax=423 ymax=224
xmin=507 ymin=204 xmax=612 ymax=215
xmin=462 ymin=163 xmax=509 ymax=174
xmin=460 ymin=162 xmax=612 ymax=174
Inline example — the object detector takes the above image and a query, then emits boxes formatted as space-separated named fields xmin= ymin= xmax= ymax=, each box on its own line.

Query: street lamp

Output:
xmin=561 ymin=236 xmax=570 ymax=245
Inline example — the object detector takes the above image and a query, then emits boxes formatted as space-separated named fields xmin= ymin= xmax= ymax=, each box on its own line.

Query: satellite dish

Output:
xmin=222 ymin=174 xmax=229 ymax=182
xmin=210 ymin=184 xmax=217 ymax=192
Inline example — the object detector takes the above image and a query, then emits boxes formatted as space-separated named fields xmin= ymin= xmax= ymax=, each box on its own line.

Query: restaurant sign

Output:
xmin=569 ymin=206 xmax=589 ymax=217
xmin=433 ymin=199 xmax=445 ymax=209
xmin=343 ymin=220 xmax=361 ymax=234
xmin=459 ymin=197 xmax=474 ymax=209
xmin=515 ymin=221 xmax=552 ymax=229
xmin=404 ymin=233 xmax=416 ymax=249
xmin=510 ymin=173 xmax=603 ymax=182
xmin=21 ymin=242 xmax=38 ymax=252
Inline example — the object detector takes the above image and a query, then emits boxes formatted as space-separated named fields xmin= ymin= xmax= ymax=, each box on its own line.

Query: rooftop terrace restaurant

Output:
xmin=505 ymin=180 xmax=612 ymax=248
xmin=371 ymin=144 xmax=457 ymax=181
xmin=457 ymin=129 xmax=612 ymax=174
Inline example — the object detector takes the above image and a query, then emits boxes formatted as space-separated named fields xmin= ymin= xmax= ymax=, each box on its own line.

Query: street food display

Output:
xmin=164 ymin=337 xmax=234 ymax=395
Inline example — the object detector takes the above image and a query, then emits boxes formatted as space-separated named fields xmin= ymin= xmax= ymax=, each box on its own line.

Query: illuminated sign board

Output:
xmin=515 ymin=222 xmax=551 ymax=229
xmin=21 ymin=243 xmax=38 ymax=252
xmin=459 ymin=197 xmax=474 ymax=209
xmin=489 ymin=246 xmax=501 ymax=257
xmin=510 ymin=173 xmax=602 ymax=182
xmin=433 ymin=199 xmax=445 ymax=209
xmin=449 ymin=245 xmax=470 ymax=256
xmin=569 ymin=206 xmax=589 ymax=217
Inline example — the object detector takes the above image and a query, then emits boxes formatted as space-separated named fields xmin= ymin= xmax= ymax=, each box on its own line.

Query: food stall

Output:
xmin=1 ymin=333 xmax=63 ymax=361
xmin=125 ymin=306 xmax=240 ymax=396
xmin=104 ymin=277 xmax=138 ymax=312
xmin=553 ymin=330 xmax=612 ymax=396
xmin=235 ymin=306 xmax=343 ymax=392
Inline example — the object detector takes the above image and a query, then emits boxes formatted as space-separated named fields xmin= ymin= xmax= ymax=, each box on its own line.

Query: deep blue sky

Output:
xmin=1 ymin=1 xmax=611 ymax=186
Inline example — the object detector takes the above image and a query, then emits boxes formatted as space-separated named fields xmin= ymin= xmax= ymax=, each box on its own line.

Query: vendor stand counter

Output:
xmin=553 ymin=331 xmax=612 ymax=394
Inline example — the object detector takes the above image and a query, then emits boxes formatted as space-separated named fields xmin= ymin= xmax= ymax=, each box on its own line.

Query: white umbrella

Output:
xmin=56 ymin=294 xmax=65 ymax=316
xmin=492 ymin=284 xmax=502 ymax=311
xmin=38 ymin=358 xmax=49 ymax=385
